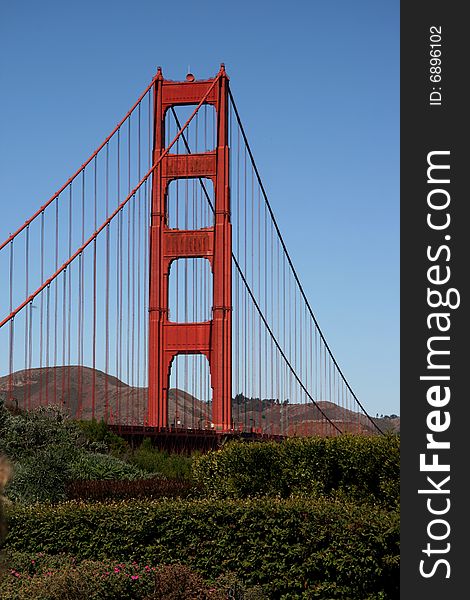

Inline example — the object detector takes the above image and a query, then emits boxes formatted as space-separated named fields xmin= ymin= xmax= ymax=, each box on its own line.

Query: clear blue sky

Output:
xmin=0 ymin=0 xmax=399 ymax=416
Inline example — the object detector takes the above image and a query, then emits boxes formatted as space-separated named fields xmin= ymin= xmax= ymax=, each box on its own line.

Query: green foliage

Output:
xmin=78 ymin=419 xmax=129 ymax=457
xmin=3 ymin=497 xmax=399 ymax=599
xmin=129 ymin=438 xmax=194 ymax=480
xmin=0 ymin=403 xmax=150 ymax=503
xmin=68 ymin=452 xmax=147 ymax=481
xmin=0 ymin=403 xmax=86 ymax=461
xmin=1 ymin=404 xmax=83 ymax=503
xmin=6 ymin=449 xmax=72 ymax=504
xmin=6 ymin=451 xmax=150 ymax=504
xmin=214 ymin=573 xmax=265 ymax=599
xmin=0 ymin=403 xmax=196 ymax=502
xmin=192 ymin=435 xmax=400 ymax=509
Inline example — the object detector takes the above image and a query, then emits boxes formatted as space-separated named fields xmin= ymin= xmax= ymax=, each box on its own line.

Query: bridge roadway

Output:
xmin=107 ymin=424 xmax=287 ymax=453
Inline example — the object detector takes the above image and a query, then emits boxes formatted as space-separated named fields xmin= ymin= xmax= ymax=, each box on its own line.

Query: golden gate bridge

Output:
xmin=0 ymin=65 xmax=383 ymax=445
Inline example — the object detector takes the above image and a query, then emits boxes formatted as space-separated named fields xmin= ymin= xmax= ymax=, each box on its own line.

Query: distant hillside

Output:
xmin=0 ymin=367 xmax=399 ymax=434
xmin=232 ymin=395 xmax=399 ymax=435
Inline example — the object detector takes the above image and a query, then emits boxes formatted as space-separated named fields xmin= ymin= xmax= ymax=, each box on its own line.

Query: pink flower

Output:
xmin=114 ymin=567 xmax=120 ymax=573
xmin=131 ymin=575 xmax=139 ymax=580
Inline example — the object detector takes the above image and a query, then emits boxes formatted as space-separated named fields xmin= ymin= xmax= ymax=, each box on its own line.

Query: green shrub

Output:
xmin=0 ymin=404 xmax=85 ymax=503
xmin=6 ymin=449 xmax=73 ymax=504
xmin=130 ymin=438 xmax=193 ymax=480
xmin=4 ymin=497 xmax=399 ymax=598
xmin=78 ymin=420 xmax=129 ymax=457
xmin=192 ymin=435 xmax=400 ymax=508
xmin=5 ymin=448 xmax=148 ymax=504
xmin=0 ymin=404 xmax=86 ymax=461
xmin=0 ymin=404 xmax=153 ymax=503
xmin=68 ymin=452 xmax=148 ymax=481
xmin=213 ymin=572 xmax=265 ymax=600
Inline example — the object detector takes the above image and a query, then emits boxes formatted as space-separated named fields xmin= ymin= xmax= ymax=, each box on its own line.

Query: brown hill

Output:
xmin=233 ymin=397 xmax=398 ymax=435
xmin=0 ymin=366 xmax=399 ymax=434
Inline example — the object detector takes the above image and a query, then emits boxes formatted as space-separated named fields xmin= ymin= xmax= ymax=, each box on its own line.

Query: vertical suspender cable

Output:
xmin=29 ymin=301 xmax=33 ymax=410
xmin=116 ymin=128 xmax=121 ymax=425
xmin=61 ymin=271 xmax=66 ymax=407
xmin=92 ymin=156 xmax=98 ymax=420
xmin=25 ymin=226 xmax=30 ymax=409
xmin=54 ymin=201 xmax=59 ymax=403
xmin=45 ymin=285 xmax=50 ymax=404
xmin=137 ymin=103 xmax=142 ymax=417
xmin=105 ymin=143 xmax=110 ymax=421
xmin=8 ymin=241 xmax=14 ymax=401
xmin=39 ymin=211 xmax=44 ymax=405
xmin=67 ymin=186 xmax=72 ymax=410
xmin=127 ymin=117 xmax=131 ymax=425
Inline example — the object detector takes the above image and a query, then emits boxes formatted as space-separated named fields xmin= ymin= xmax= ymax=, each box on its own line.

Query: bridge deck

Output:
xmin=107 ymin=424 xmax=286 ymax=453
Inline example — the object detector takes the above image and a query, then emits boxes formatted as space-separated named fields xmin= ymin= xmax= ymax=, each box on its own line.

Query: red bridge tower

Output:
xmin=147 ymin=66 xmax=232 ymax=430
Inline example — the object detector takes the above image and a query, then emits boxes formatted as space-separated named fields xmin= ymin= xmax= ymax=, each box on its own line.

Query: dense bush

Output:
xmin=129 ymin=438 xmax=194 ymax=480
xmin=0 ymin=403 xmax=151 ymax=503
xmin=69 ymin=452 xmax=147 ymax=481
xmin=77 ymin=423 xmax=195 ymax=480
xmin=5 ymin=446 xmax=149 ymax=505
xmin=4 ymin=497 xmax=399 ymax=598
xmin=78 ymin=419 xmax=129 ymax=457
xmin=0 ymin=404 xmax=80 ymax=503
xmin=192 ymin=435 xmax=400 ymax=508
xmin=0 ymin=403 xmax=87 ymax=461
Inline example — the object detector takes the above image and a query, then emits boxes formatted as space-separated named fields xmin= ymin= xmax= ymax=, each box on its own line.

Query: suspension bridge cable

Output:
xmin=2 ymin=72 xmax=382 ymax=435
xmin=169 ymin=108 xmax=342 ymax=434
xmin=0 ymin=75 xmax=159 ymax=253
xmin=0 ymin=75 xmax=221 ymax=330
xmin=228 ymin=89 xmax=384 ymax=435
xmin=232 ymin=253 xmax=342 ymax=434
